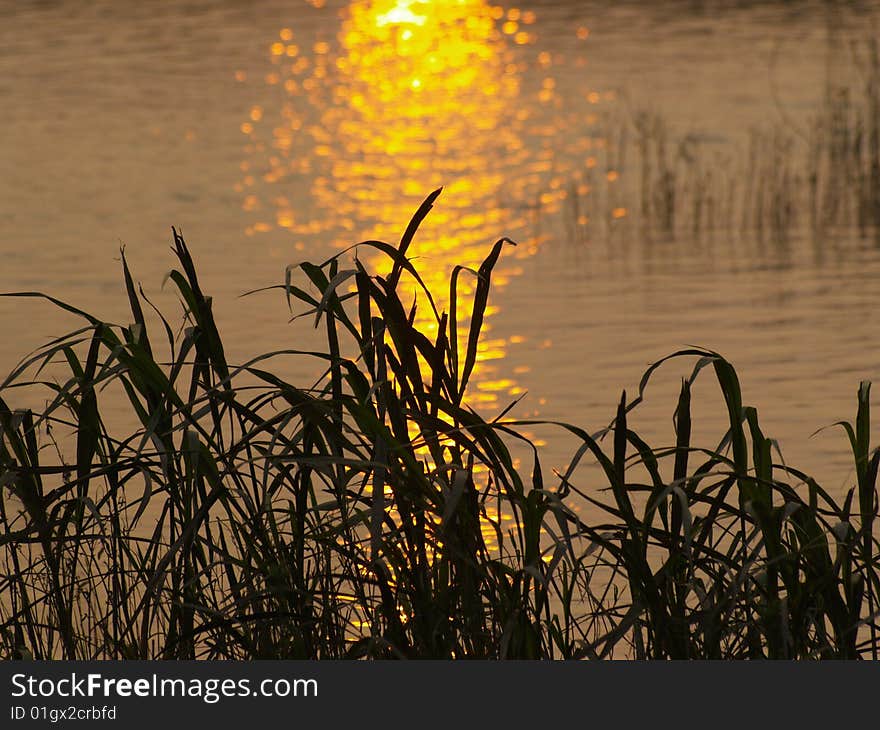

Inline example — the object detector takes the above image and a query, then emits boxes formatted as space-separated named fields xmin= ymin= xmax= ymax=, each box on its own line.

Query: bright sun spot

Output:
xmin=376 ymin=0 xmax=427 ymax=26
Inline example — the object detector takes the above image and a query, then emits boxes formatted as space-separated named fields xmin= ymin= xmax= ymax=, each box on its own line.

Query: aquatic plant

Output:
xmin=561 ymin=35 xmax=880 ymax=248
xmin=1 ymin=192 xmax=878 ymax=659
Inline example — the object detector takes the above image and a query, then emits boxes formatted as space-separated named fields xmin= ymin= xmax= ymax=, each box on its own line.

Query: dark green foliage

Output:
xmin=1 ymin=192 xmax=878 ymax=659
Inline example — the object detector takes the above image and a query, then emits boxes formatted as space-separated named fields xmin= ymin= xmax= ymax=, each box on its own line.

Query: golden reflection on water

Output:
xmin=315 ymin=0 xmax=527 ymax=412
xmin=236 ymin=0 xmax=609 ymax=410
xmin=233 ymin=1 xmax=617 ymax=571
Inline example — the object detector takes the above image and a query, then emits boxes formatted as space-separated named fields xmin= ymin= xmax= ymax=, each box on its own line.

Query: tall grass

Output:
xmin=565 ymin=36 xmax=880 ymax=246
xmin=810 ymin=37 xmax=880 ymax=234
xmin=1 ymin=191 xmax=878 ymax=658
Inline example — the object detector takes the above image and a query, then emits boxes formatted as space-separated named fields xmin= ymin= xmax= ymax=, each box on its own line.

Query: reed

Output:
xmin=1 ymin=192 xmax=878 ymax=659
xmin=811 ymin=36 xmax=880 ymax=234
xmin=565 ymin=35 xmax=880 ymax=247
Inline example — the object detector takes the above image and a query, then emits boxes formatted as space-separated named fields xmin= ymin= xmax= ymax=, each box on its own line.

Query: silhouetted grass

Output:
xmin=1 ymin=191 xmax=878 ymax=659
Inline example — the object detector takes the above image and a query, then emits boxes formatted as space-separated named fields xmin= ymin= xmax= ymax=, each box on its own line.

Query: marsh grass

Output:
xmin=1 ymin=191 xmax=879 ymax=659
xmin=563 ymin=36 xmax=880 ymax=248
xmin=810 ymin=37 xmax=880 ymax=234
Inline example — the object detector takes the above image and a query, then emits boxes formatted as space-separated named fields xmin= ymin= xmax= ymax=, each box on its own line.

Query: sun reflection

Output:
xmin=375 ymin=0 xmax=428 ymax=26
xmin=316 ymin=0 xmax=520 ymax=240
xmin=237 ymin=0 xmax=609 ymax=410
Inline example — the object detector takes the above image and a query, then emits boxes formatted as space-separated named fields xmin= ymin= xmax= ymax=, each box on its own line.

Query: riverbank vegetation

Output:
xmin=1 ymin=192 xmax=878 ymax=659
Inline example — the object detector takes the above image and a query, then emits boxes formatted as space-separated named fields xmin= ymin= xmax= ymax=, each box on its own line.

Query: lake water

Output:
xmin=2 ymin=0 xmax=879 ymax=494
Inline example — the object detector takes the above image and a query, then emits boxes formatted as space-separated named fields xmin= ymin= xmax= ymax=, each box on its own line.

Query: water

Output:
xmin=2 ymin=0 xmax=879 ymax=493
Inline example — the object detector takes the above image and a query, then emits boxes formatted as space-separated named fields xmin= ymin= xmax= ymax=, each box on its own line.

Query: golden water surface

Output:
xmin=1 ymin=0 xmax=879 ymax=492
